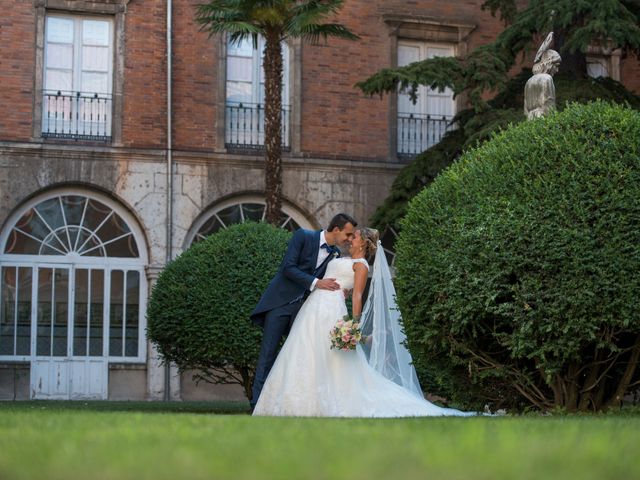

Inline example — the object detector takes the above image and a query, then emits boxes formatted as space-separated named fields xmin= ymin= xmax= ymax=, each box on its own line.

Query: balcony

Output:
xmin=42 ymin=90 xmax=112 ymax=142
xmin=225 ymin=102 xmax=290 ymax=151
xmin=397 ymin=112 xmax=454 ymax=158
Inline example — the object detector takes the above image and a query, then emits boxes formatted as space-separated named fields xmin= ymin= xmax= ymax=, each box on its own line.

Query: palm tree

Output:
xmin=196 ymin=0 xmax=358 ymax=224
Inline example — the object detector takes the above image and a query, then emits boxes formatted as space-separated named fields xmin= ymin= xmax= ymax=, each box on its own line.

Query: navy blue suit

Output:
xmin=250 ymin=229 xmax=339 ymax=407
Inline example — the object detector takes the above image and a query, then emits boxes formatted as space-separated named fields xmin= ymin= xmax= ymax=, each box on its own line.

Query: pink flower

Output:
xmin=342 ymin=334 xmax=350 ymax=343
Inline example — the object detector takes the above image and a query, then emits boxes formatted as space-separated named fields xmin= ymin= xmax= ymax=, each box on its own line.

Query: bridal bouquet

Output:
xmin=330 ymin=315 xmax=362 ymax=351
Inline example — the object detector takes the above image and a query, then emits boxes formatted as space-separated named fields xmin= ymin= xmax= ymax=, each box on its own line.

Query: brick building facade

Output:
xmin=1 ymin=0 xmax=638 ymax=401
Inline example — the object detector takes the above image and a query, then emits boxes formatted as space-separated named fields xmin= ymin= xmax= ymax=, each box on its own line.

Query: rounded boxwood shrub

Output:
xmin=147 ymin=222 xmax=291 ymax=400
xmin=396 ymin=101 xmax=640 ymax=412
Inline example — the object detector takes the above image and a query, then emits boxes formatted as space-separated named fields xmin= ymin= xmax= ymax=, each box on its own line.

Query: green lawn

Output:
xmin=0 ymin=401 xmax=639 ymax=480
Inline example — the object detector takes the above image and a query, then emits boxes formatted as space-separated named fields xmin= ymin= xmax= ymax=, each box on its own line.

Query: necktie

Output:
xmin=320 ymin=243 xmax=332 ymax=253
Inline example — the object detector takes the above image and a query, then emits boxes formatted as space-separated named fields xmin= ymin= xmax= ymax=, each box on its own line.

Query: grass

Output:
xmin=0 ymin=401 xmax=639 ymax=480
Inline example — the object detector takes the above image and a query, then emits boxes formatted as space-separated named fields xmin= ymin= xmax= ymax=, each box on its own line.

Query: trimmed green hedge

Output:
xmin=396 ymin=101 xmax=640 ymax=412
xmin=147 ymin=222 xmax=291 ymax=399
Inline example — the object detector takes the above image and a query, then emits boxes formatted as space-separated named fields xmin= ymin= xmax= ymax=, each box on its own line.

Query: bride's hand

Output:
xmin=316 ymin=278 xmax=340 ymax=291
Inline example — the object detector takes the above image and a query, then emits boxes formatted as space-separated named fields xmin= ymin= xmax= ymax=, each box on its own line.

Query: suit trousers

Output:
xmin=251 ymin=299 xmax=305 ymax=408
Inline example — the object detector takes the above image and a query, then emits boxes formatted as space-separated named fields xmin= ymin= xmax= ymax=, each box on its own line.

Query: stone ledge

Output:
xmin=0 ymin=142 xmax=405 ymax=174
xmin=382 ymin=14 xmax=476 ymax=43
xmin=34 ymin=0 xmax=129 ymax=14
xmin=109 ymin=363 xmax=146 ymax=370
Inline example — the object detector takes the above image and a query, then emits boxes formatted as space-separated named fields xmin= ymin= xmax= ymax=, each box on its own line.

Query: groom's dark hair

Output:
xmin=328 ymin=213 xmax=358 ymax=232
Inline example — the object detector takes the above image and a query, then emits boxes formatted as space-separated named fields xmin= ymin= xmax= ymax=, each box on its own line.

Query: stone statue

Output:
xmin=524 ymin=32 xmax=562 ymax=120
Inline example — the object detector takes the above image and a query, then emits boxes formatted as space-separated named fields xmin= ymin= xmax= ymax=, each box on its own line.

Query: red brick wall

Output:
xmin=298 ymin=0 xmax=508 ymax=159
xmin=0 ymin=0 xmax=638 ymax=153
xmin=621 ymin=54 xmax=640 ymax=94
xmin=0 ymin=0 xmax=36 ymax=141
xmin=171 ymin=0 xmax=218 ymax=151
xmin=121 ymin=0 xmax=167 ymax=148
xmin=300 ymin=2 xmax=387 ymax=160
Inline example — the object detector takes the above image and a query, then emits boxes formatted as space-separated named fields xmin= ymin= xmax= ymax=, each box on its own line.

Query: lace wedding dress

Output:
xmin=253 ymin=257 xmax=475 ymax=417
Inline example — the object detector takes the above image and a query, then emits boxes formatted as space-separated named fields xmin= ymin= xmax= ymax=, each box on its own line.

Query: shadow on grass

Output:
xmin=2 ymin=400 xmax=639 ymax=417
xmin=0 ymin=400 xmax=251 ymax=415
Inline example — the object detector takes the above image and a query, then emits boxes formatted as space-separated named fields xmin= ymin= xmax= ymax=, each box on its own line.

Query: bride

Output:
xmin=253 ymin=227 xmax=476 ymax=417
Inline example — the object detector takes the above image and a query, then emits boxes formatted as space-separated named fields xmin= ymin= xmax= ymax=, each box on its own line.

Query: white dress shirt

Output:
xmin=310 ymin=231 xmax=330 ymax=291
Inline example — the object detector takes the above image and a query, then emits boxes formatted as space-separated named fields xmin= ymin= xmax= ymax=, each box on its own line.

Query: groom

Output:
xmin=250 ymin=213 xmax=357 ymax=410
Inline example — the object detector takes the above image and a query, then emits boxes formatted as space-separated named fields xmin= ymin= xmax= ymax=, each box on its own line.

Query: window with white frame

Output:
xmin=225 ymin=36 xmax=290 ymax=149
xmin=0 ymin=192 xmax=147 ymax=362
xmin=587 ymin=56 xmax=609 ymax=78
xmin=397 ymin=41 xmax=456 ymax=157
xmin=42 ymin=14 xmax=113 ymax=141
xmin=584 ymin=42 xmax=622 ymax=81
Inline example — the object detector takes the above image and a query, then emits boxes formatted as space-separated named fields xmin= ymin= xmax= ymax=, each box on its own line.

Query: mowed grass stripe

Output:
xmin=0 ymin=403 xmax=638 ymax=480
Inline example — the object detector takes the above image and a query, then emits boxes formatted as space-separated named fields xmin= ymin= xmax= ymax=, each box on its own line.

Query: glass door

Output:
xmin=30 ymin=265 xmax=71 ymax=399
xmin=30 ymin=265 xmax=108 ymax=399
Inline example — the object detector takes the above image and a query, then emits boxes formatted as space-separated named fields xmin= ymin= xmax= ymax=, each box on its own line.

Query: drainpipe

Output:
xmin=164 ymin=0 xmax=173 ymax=402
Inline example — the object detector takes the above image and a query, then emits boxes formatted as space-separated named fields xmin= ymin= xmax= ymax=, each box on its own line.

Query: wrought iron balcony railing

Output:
xmin=225 ymin=102 xmax=290 ymax=151
xmin=42 ymin=90 xmax=112 ymax=142
xmin=397 ymin=112 xmax=454 ymax=157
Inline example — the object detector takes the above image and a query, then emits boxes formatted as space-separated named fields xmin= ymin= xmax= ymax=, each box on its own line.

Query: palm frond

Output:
xmin=195 ymin=1 xmax=264 ymax=37
xmin=290 ymin=0 xmax=346 ymax=19
xmin=287 ymin=0 xmax=347 ymax=32
xmin=290 ymin=23 xmax=359 ymax=43
xmin=195 ymin=0 xmax=252 ymax=18
xmin=199 ymin=19 xmax=263 ymax=38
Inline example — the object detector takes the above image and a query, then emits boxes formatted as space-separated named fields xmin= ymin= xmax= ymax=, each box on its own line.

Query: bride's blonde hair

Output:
xmin=357 ymin=227 xmax=379 ymax=260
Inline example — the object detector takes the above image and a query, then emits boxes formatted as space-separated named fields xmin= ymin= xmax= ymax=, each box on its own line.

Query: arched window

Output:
xmin=4 ymin=194 xmax=139 ymax=257
xmin=185 ymin=196 xmax=315 ymax=247
xmin=0 ymin=189 xmax=148 ymax=400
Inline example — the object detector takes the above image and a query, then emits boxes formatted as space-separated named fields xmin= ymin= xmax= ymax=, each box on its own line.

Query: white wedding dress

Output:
xmin=253 ymin=257 xmax=475 ymax=417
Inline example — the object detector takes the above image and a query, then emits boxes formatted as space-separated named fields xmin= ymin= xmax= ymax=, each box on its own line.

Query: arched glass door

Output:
xmin=0 ymin=191 xmax=147 ymax=399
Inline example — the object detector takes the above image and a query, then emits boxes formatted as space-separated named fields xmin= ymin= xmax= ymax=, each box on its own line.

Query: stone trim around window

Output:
xmin=383 ymin=15 xmax=475 ymax=162
xmin=215 ymin=34 xmax=302 ymax=155
xmin=586 ymin=43 xmax=622 ymax=81
xmin=32 ymin=0 xmax=127 ymax=145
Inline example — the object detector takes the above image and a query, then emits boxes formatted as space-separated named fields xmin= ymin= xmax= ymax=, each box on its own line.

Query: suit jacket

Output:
xmin=250 ymin=229 xmax=339 ymax=327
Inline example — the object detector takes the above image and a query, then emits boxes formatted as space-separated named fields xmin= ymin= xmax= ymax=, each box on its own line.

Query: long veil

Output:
xmin=359 ymin=241 xmax=424 ymax=399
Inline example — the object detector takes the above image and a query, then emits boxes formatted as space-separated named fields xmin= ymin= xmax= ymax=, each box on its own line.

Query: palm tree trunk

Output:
xmin=263 ymin=29 xmax=283 ymax=225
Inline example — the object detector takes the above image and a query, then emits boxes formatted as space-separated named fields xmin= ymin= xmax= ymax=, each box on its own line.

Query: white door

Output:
xmin=68 ymin=358 xmax=108 ymax=399
xmin=30 ymin=265 xmax=108 ymax=399
xmin=30 ymin=358 xmax=69 ymax=400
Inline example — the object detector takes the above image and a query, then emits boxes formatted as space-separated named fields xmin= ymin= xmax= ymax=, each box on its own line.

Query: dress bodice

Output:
xmin=323 ymin=258 xmax=368 ymax=290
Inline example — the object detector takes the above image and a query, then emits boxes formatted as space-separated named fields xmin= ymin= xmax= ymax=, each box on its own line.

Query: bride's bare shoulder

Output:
xmin=351 ymin=258 xmax=369 ymax=271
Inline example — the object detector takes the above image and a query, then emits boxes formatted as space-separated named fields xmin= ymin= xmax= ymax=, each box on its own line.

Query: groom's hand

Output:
xmin=316 ymin=278 xmax=340 ymax=291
